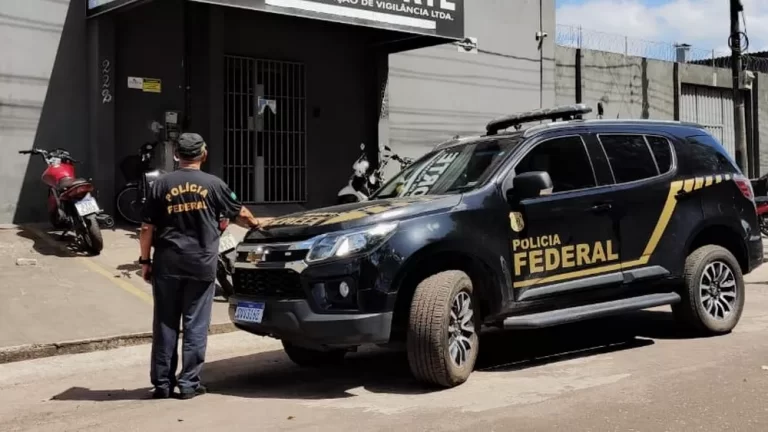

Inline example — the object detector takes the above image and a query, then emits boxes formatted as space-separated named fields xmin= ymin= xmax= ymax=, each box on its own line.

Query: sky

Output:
xmin=556 ymin=0 xmax=768 ymax=56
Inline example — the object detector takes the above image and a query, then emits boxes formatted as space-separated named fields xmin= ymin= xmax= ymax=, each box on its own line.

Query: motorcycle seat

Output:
xmin=755 ymin=196 xmax=768 ymax=205
xmin=57 ymin=177 xmax=90 ymax=191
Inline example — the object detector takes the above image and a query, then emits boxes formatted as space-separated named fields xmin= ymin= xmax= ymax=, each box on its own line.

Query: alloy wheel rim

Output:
xmin=699 ymin=260 xmax=737 ymax=320
xmin=448 ymin=291 xmax=476 ymax=367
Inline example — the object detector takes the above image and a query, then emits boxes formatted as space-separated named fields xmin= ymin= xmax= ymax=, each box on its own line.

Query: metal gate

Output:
xmin=680 ymin=84 xmax=735 ymax=157
xmin=224 ymin=56 xmax=306 ymax=203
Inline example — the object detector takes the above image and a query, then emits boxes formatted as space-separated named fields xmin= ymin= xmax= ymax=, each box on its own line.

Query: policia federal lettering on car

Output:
xmin=512 ymin=234 xmax=619 ymax=278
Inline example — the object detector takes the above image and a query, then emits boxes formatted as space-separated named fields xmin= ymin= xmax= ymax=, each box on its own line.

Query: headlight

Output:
xmin=306 ymin=222 xmax=398 ymax=263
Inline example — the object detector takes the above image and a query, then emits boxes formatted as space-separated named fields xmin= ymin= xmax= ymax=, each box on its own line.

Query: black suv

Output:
xmin=230 ymin=104 xmax=763 ymax=388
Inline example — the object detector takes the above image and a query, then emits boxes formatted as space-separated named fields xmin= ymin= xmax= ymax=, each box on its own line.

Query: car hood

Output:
xmin=244 ymin=195 xmax=461 ymax=242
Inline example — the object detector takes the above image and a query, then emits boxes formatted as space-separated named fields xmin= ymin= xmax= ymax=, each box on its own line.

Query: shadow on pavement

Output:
xmin=51 ymin=387 xmax=153 ymax=402
xmin=50 ymin=309 xmax=697 ymax=402
xmin=15 ymin=227 xmax=87 ymax=258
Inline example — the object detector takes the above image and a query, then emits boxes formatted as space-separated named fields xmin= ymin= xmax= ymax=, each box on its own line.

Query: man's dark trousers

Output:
xmin=150 ymin=275 xmax=215 ymax=393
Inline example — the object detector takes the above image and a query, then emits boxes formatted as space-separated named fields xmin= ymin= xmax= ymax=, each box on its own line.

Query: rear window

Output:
xmin=645 ymin=136 xmax=673 ymax=174
xmin=684 ymin=135 xmax=739 ymax=175
xmin=598 ymin=134 xmax=659 ymax=184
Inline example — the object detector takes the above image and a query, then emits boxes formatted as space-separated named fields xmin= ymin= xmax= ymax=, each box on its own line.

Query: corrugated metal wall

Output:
xmin=680 ymin=84 xmax=735 ymax=156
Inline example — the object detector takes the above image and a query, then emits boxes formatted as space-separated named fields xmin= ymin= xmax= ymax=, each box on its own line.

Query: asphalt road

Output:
xmin=2 ymin=280 xmax=768 ymax=431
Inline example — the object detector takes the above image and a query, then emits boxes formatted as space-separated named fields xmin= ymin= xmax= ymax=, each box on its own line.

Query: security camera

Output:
xmin=535 ymin=31 xmax=548 ymax=42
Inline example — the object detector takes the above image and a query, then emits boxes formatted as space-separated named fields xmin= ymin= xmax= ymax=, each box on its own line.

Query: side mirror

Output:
xmin=508 ymin=171 xmax=553 ymax=201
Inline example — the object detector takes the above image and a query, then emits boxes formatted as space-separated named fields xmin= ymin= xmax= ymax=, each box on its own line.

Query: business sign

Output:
xmin=193 ymin=0 xmax=464 ymax=40
xmin=87 ymin=0 xmax=144 ymax=17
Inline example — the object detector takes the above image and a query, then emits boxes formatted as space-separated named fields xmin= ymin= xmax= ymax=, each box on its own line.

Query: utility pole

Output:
xmin=730 ymin=0 xmax=749 ymax=173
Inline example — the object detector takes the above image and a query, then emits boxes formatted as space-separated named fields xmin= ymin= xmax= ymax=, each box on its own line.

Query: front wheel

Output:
xmin=116 ymin=186 xmax=142 ymax=225
xmin=406 ymin=270 xmax=479 ymax=388
xmin=281 ymin=341 xmax=347 ymax=367
xmin=672 ymin=245 xmax=745 ymax=335
xmin=82 ymin=214 xmax=104 ymax=255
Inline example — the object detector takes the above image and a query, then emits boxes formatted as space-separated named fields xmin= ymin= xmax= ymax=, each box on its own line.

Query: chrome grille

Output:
xmin=234 ymin=269 xmax=304 ymax=299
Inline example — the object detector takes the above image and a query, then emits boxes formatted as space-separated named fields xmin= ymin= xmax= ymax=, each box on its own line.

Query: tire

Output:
xmin=406 ymin=270 xmax=479 ymax=388
xmin=116 ymin=186 xmax=142 ymax=225
xmin=83 ymin=214 xmax=104 ymax=255
xmin=337 ymin=195 xmax=359 ymax=204
xmin=281 ymin=341 xmax=346 ymax=367
xmin=672 ymin=245 xmax=745 ymax=335
xmin=760 ymin=215 xmax=768 ymax=237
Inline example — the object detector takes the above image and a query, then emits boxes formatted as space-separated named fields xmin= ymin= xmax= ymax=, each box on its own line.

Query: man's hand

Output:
xmin=142 ymin=264 xmax=152 ymax=283
xmin=234 ymin=206 xmax=272 ymax=230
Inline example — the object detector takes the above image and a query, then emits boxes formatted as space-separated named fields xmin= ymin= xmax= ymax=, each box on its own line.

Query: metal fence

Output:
xmin=555 ymin=24 xmax=768 ymax=72
xmin=223 ymin=56 xmax=307 ymax=204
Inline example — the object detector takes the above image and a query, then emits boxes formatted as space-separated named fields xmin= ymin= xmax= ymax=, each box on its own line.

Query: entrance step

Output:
xmin=503 ymin=292 xmax=682 ymax=330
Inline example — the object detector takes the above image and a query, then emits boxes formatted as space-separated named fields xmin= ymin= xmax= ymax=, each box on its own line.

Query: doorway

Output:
xmin=223 ymin=55 xmax=307 ymax=204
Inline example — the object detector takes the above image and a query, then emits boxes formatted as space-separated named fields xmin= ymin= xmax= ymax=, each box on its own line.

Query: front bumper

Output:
xmin=229 ymin=296 xmax=393 ymax=349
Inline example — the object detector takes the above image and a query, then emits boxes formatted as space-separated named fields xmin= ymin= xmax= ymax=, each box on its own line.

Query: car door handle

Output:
xmin=590 ymin=203 xmax=612 ymax=213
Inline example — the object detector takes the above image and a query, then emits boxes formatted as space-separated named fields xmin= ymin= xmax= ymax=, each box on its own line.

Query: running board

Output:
xmin=503 ymin=292 xmax=682 ymax=330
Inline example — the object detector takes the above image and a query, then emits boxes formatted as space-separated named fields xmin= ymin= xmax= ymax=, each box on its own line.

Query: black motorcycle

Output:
xmin=116 ymin=142 xmax=165 ymax=225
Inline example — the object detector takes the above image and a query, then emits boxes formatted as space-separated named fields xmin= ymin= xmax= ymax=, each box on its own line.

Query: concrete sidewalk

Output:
xmin=0 ymin=223 xmax=249 ymax=359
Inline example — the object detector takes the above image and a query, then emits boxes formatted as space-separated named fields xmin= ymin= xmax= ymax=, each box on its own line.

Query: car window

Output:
xmin=645 ymin=136 xmax=673 ymax=174
xmin=684 ymin=135 xmax=739 ymax=175
xmin=598 ymin=134 xmax=659 ymax=183
xmin=514 ymin=136 xmax=596 ymax=194
xmin=374 ymin=138 xmax=520 ymax=199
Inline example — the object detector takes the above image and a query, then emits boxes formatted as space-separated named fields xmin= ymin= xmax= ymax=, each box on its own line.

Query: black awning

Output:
xmin=191 ymin=0 xmax=464 ymax=40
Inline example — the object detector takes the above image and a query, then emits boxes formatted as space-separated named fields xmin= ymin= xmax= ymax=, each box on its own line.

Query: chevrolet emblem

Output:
xmin=246 ymin=250 xmax=265 ymax=263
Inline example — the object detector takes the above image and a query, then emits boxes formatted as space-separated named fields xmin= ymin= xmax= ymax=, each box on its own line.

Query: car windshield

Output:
xmin=373 ymin=138 xmax=519 ymax=199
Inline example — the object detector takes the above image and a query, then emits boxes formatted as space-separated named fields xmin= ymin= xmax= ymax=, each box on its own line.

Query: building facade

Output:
xmin=1 ymin=0 xmax=557 ymax=224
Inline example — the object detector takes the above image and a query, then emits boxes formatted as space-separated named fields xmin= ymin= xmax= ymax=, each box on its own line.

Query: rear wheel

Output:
xmin=82 ymin=214 xmax=104 ymax=255
xmin=760 ymin=215 xmax=768 ymax=237
xmin=672 ymin=245 xmax=745 ymax=335
xmin=406 ymin=270 xmax=479 ymax=388
xmin=116 ymin=186 xmax=142 ymax=225
xmin=337 ymin=195 xmax=360 ymax=204
xmin=281 ymin=341 xmax=347 ymax=367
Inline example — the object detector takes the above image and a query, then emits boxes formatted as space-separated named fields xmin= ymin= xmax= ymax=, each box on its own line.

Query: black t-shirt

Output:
xmin=142 ymin=168 xmax=242 ymax=281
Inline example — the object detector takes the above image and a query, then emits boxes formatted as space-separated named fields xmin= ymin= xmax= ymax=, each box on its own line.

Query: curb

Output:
xmin=0 ymin=323 xmax=238 ymax=365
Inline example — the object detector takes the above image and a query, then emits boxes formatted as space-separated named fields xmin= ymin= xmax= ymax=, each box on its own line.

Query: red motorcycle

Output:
xmin=19 ymin=148 xmax=113 ymax=254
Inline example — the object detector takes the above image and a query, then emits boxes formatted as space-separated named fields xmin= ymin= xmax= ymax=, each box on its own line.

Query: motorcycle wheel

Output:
xmin=761 ymin=215 xmax=768 ymax=237
xmin=337 ymin=195 xmax=360 ymax=204
xmin=116 ymin=186 xmax=142 ymax=225
xmin=82 ymin=214 xmax=104 ymax=255
xmin=217 ymin=261 xmax=234 ymax=299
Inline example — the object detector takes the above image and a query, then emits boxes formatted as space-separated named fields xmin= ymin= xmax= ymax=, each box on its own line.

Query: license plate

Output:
xmin=218 ymin=232 xmax=238 ymax=254
xmin=234 ymin=301 xmax=265 ymax=324
xmin=74 ymin=195 xmax=100 ymax=216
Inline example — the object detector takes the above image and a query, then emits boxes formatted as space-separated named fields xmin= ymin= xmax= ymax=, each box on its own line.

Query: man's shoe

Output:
xmin=177 ymin=385 xmax=207 ymax=400
xmin=151 ymin=387 xmax=171 ymax=399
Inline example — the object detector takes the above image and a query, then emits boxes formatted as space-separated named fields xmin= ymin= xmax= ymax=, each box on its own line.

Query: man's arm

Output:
xmin=214 ymin=180 xmax=268 ymax=229
xmin=233 ymin=205 xmax=264 ymax=229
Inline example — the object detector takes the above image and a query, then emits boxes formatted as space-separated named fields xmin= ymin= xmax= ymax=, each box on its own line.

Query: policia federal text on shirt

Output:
xmin=138 ymin=133 xmax=264 ymax=400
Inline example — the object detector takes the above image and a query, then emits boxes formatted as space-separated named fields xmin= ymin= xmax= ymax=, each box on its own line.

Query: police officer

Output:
xmin=138 ymin=133 xmax=263 ymax=400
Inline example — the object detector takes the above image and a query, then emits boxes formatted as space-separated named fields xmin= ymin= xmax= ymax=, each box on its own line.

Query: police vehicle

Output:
xmin=230 ymin=104 xmax=763 ymax=388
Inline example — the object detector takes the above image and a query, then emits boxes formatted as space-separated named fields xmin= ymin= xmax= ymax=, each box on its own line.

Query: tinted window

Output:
xmin=599 ymin=135 xmax=659 ymax=183
xmin=515 ymin=136 xmax=596 ymax=193
xmin=684 ymin=135 xmax=738 ymax=175
xmin=374 ymin=138 xmax=519 ymax=199
xmin=646 ymin=136 xmax=673 ymax=174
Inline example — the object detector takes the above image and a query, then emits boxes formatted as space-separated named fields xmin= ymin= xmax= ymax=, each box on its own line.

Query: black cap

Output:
xmin=177 ymin=133 xmax=207 ymax=159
